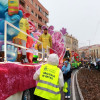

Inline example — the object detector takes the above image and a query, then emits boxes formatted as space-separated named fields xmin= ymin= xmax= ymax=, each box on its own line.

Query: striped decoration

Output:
xmin=8 ymin=0 xmax=19 ymax=16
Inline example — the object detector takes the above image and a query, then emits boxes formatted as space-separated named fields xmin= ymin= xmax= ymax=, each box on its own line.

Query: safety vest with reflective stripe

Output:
xmin=34 ymin=64 xmax=61 ymax=100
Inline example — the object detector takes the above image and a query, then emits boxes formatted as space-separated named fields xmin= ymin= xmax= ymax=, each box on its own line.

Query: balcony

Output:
xmin=38 ymin=15 xmax=42 ymax=22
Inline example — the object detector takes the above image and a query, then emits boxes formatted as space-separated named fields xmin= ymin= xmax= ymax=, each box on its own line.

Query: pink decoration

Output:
xmin=60 ymin=28 xmax=67 ymax=35
xmin=33 ymin=31 xmax=41 ymax=37
xmin=0 ymin=63 xmax=41 ymax=100
xmin=51 ymin=30 xmax=66 ymax=64
xmin=48 ymin=26 xmax=54 ymax=31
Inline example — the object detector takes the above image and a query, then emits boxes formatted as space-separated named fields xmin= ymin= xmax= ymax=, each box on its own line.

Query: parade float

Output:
xmin=0 ymin=0 xmax=67 ymax=100
xmin=71 ymin=51 xmax=80 ymax=68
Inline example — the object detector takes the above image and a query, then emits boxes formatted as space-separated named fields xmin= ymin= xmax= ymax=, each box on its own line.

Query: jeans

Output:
xmin=65 ymin=78 xmax=71 ymax=96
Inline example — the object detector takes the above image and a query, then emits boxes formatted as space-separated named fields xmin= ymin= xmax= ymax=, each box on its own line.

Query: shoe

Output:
xmin=65 ymin=96 xmax=68 ymax=98
xmin=68 ymin=96 xmax=70 ymax=98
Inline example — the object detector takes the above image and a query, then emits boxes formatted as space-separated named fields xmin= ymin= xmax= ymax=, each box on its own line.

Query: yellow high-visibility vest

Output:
xmin=63 ymin=82 xmax=68 ymax=93
xmin=34 ymin=64 xmax=61 ymax=100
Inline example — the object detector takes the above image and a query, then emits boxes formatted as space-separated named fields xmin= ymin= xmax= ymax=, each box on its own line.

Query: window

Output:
xmin=35 ymin=4 xmax=37 ymax=8
xmin=38 ymin=6 xmax=42 ymax=13
xmin=38 ymin=24 xmax=42 ymax=29
xmin=31 ymin=20 xmax=34 ymax=22
xmin=19 ymin=0 xmax=25 ymax=7
xmin=35 ymin=22 xmax=37 ymax=27
xmin=43 ymin=19 xmax=45 ymax=23
xmin=45 ymin=12 xmax=48 ymax=18
xmin=31 ymin=0 xmax=33 ymax=4
xmin=42 ymin=11 xmax=45 ymax=16
xmin=38 ymin=15 xmax=42 ymax=22
xmin=26 ymin=6 xmax=29 ymax=11
xmin=45 ymin=21 xmax=47 ymax=24
xmin=31 ymin=10 xmax=34 ymax=15
xmin=67 ymin=39 xmax=71 ymax=43
xmin=35 ymin=13 xmax=37 ymax=17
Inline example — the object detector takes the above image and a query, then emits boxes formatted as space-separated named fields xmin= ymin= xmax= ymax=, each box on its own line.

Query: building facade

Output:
xmin=65 ymin=34 xmax=78 ymax=52
xmin=19 ymin=0 xmax=49 ymax=30
xmin=79 ymin=44 xmax=100 ymax=61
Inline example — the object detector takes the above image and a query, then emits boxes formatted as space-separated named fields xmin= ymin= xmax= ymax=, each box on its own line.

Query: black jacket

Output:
xmin=63 ymin=69 xmax=72 ymax=81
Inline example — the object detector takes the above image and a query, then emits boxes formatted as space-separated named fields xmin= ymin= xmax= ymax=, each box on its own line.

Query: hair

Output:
xmin=64 ymin=61 xmax=69 ymax=64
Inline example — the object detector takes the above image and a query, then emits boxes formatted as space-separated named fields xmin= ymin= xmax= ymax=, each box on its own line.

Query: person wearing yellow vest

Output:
xmin=33 ymin=54 xmax=64 ymax=100
xmin=14 ymin=17 xmax=29 ymax=62
xmin=38 ymin=28 xmax=52 ymax=61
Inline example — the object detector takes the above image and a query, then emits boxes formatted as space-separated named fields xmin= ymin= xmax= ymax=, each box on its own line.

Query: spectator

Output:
xmin=62 ymin=61 xmax=72 ymax=99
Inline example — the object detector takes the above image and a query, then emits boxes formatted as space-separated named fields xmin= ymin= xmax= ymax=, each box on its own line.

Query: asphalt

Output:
xmin=61 ymin=69 xmax=81 ymax=100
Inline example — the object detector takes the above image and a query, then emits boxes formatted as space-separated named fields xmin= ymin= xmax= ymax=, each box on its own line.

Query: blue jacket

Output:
xmin=62 ymin=63 xmax=71 ymax=75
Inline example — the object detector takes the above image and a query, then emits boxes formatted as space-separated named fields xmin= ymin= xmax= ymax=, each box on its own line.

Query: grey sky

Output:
xmin=39 ymin=0 xmax=100 ymax=47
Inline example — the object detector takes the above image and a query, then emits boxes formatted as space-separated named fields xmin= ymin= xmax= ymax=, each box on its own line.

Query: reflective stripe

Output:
xmin=39 ymin=80 xmax=59 ymax=88
xmin=37 ymin=86 xmax=60 ymax=94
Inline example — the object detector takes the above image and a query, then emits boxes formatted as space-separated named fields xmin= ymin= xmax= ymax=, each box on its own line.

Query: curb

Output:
xmin=76 ymin=69 xmax=84 ymax=100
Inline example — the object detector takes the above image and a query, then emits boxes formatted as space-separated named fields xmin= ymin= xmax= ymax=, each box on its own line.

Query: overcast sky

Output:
xmin=39 ymin=0 xmax=100 ymax=47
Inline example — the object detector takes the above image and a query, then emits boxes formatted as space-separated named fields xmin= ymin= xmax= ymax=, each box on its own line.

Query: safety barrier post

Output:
xmin=4 ymin=21 xmax=7 ymax=62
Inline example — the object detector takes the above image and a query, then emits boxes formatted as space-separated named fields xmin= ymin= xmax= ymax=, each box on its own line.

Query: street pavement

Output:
xmin=61 ymin=69 xmax=80 ymax=100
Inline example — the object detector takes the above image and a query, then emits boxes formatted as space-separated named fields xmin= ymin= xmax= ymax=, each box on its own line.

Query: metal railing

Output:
xmin=3 ymin=21 xmax=65 ymax=63
xmin=4 ymin=21 xmax=43 ymax=62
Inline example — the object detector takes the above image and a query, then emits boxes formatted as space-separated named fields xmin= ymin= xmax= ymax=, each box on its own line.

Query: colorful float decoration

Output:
xmin=0 ymin=0 xmax=67 ymax=99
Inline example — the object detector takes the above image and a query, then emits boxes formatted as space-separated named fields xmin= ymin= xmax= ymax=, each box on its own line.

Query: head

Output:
xmin=47 ymin=54 xmax=59 ymax=66
xmin=64 ymin=61 xmax=69 ymax=67
xmin=44 ymin=28 xmax=48 ymax=35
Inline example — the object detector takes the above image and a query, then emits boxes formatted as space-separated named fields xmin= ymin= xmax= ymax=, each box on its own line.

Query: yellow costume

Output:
xmin=14 ymin=18 xmax=29 ymax=41
xmin=38 ymin=33 xmax=52 ymax=50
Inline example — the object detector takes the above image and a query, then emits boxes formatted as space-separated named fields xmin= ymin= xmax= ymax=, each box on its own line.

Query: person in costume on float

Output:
xmin=38 ymin=28 xmax=52 ymax=61
xmin=14 ymin=16 xmax=29 ymax=62
xmin=33 ymin=54 xmax=64 ymax=100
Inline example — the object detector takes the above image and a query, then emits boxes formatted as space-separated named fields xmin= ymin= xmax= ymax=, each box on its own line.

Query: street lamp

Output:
xmin=87 ymin=40 xmax=91 ymax=62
